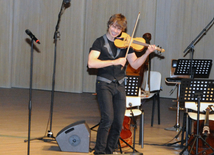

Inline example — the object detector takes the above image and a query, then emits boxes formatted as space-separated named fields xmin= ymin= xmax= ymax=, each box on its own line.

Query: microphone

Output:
xmin=129 ymin=102 xmax=132 ymax=107
xmin=25 ymin=29 xmax=40 ymax=44
xmin=63 ymin=0 xmax=71 ymax=4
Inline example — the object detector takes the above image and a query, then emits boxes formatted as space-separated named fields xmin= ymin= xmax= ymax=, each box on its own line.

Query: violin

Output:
xmin=114 ymin=32 xmax=165 ymax=53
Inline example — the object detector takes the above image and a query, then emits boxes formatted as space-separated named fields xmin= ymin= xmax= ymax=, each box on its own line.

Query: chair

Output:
xmin=141 ymin=71 xmax=162 ymax=127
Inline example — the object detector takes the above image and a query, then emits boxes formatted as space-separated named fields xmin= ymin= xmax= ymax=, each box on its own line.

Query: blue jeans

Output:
xmin=94 ymin=80 xmax=126 ymax=154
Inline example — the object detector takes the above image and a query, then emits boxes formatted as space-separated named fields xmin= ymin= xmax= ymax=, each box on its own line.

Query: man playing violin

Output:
xmin=88 ymin=13 xmax=156 ymax=154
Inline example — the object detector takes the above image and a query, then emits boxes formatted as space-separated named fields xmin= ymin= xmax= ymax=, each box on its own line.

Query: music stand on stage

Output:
xmin=122 ymin=75 xmax=143 ymax=154
xmin=179 ymin=79 xmax=214 ymax=155
xmin=174 ymin=59 xmax=212 ymax=79
xmin=125 ymin=75 xmax=141 ymax=96
xmin=166 ymin=59 xmax=212 ymax=130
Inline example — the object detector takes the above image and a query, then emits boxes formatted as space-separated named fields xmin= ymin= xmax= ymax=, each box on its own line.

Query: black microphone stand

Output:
xmin=165 ymin=17 xmax=214 ymax=148
xmin=24 ymin=1 xmax=70 ymax=143
xmin=26 ymin=39 xmax=36 ymax=155
xmin=180 ymin=17 xmax=214 ymax=149
xmin=47 ymin=0 xmax=64 ymax=139
xmin=45 ymin=0 xmax=70 ymax=139
xmin=183 ymin=17 xmax=214 ymax=78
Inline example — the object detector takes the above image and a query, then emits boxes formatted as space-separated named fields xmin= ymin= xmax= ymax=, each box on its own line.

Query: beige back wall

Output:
xmin=1 ymin=0 xmax=214 ymax=98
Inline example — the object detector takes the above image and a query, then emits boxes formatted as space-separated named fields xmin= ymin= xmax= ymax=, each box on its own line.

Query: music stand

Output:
xmin=174 ymin=59 xmax=212 ymax=78
xmin=179 ymin=79 xmax=214 ymax=155
xmin=125 ymin=75 xmax=141 ymax=96
xmin=167 ymin=59 xmax=212 ymax=130
xmin=121 ymin=75 xmax=143 ymax=154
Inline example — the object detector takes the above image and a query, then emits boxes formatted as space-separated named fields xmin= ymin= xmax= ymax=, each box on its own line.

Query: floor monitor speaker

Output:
xmin=56 ymin=120 xmax=90 ymax=153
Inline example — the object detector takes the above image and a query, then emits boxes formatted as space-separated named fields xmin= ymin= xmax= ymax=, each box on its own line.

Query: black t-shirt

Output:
xmin=90 ymin=35 xmax=134 ymax=81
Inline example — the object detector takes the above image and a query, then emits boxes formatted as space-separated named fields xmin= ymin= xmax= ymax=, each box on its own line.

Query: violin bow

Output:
xmin=124 ymin=12 xmax=141 ymax=59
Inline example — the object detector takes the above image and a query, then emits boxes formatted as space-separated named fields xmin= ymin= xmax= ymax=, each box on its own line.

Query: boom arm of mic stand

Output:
xmin=183 ymin=17 xmax=214 ymax=57
xmin=53 ymin=1 xmax=65 ymax=40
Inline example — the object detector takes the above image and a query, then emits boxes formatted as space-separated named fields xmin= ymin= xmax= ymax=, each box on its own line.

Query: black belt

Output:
xmin=112 ymin=79 xmax=117 ymax=83
xmin=97 ymin=76 xmax=124 ymax=84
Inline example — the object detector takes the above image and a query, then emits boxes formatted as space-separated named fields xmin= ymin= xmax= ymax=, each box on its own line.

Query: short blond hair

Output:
xmin=107 ymin=14 xmax=127 ymax=32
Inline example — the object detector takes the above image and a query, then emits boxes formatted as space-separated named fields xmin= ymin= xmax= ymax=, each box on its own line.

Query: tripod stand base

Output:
xmin=47 ymin=130 xmax=54 ymax=138
xmin=166 ymin=139 xmax=186 ymax=147
xmin=24 ymin=133 xmax=55 ymax=143
xmin=119 ymin=137 xmax=138 ymax=153
xmin=183 ymin=135 xmax=214 ymax=155
xmin=165 ymin=124 xmax=181 ymax=131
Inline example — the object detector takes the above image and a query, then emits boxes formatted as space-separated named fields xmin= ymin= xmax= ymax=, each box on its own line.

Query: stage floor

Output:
xmin=0 ymin=88 xmax=187 ymax=155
